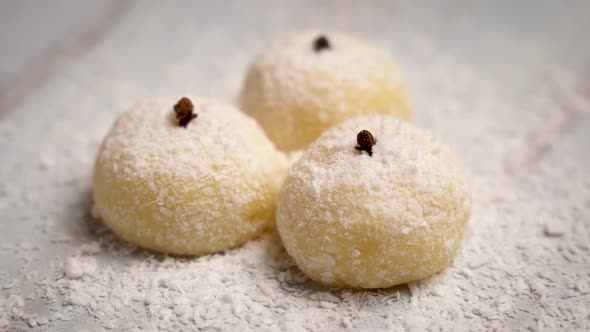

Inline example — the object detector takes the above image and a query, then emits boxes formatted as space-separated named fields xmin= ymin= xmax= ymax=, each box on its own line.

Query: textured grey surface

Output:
xmin=0 ymin=1 xmax=589 ymax=331
xmin=0 ymin=0 xmax=99 ymax=89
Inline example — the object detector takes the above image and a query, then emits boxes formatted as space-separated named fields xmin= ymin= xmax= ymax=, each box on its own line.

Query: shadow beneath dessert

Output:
xmin=67 ymin=186 xmax=411 ymax=303
xmin=64 ymin=186 xmax=155 ymax=259
xmin=254 ymin=229 xmax=412 ymax=300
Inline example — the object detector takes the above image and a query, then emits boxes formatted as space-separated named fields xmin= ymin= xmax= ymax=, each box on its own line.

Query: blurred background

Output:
xmin=1 ymin=0 xmax=589 ymax=115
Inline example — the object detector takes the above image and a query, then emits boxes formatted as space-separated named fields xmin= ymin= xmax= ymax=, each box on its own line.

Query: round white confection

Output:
xmin=93 ymin=97 xmax=287 ymax=255
xmin=276 ymin=114 xmax=471 ymax=288
xmin=240 ymin=31 xmax=412 ymax=152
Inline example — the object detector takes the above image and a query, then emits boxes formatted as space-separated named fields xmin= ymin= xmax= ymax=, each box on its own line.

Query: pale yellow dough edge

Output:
xmin=240 ymin=31 xmax=412 ymax=151
xmin=276 ymin=114 xmax=471 ymax=288
xmin=93 ymin=97 xmax=287 ymax=255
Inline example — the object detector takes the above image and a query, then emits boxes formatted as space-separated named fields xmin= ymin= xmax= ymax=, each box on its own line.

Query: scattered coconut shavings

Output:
xmin=1 ymin=3 xmax=590 ymax=331
xmin=63 ymin=257 xmax=97 ymax=280
xmin=543 ymin=222 xmax=565 ymax=237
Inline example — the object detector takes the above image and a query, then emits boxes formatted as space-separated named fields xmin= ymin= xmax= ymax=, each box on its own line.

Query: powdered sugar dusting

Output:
xmin=277 ymin=114 xmax=470 ymax=288
xmin=1 ymin=2 xmax=589 ymax=331
xmin=240 ymin=30 xmax=411 ymax=151
xmin=93 ymin=97 xmax=287 ymax=255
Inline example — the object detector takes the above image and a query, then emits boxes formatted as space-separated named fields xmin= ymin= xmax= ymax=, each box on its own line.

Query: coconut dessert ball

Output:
xmin=277 ymin=115 xmax=471 ymax=288
xmin=240 ymin=31 xmax=411 ymax=152
xmin=93 ymin=96 xmax=286 ymax=255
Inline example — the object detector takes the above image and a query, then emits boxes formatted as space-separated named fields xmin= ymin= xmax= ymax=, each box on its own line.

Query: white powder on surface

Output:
xmin=1 ymin=2 xmax=590 ymax=331
xmin=63 ymin=257 xmax=97 ymax=280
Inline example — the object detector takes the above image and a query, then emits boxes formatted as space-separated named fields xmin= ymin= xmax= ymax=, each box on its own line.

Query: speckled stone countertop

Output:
xmin=1 ymin=1 xmax=589 ymax=331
